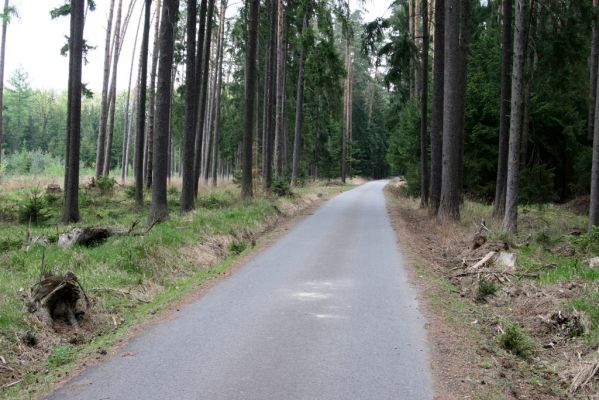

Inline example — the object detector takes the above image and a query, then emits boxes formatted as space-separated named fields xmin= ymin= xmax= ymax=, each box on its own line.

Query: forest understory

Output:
xmin=0 ymin=177 xmax=353 ymax=400
xmin=385 ymin=179 xmax=598 ymax=400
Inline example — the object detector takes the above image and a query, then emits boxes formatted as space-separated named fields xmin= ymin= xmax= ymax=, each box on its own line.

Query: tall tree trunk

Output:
xmin=414 ymin=0 xmax=421 ymax=100
xmin=420 ymin=0 xmax=430 ymax=206
xmin=502 ymin=0 xmax=527 ymax=232
xmin=589 ymin=0 xmax=599 ymax=141
xmin=63 ymin=0 xmax=85 ymax=223
xmin=191 ymin=0 xmax=208 ymax=194
xmin=211 ymin=0 xmax=228 ymax=186
xmin=96 ymin=0 xmax=117 ymax=178
xmin=149 ymin=0 xmax=178 ymax=223
xmin=590 ymin=72 xmax=599 ymax=232
xmin=429 ymin=0 xmax=444 ymax=215
xmin=103 ymin=0 xmax=124 ymax=176
xmin=437 ymin=0 xmax=465 ymax=221
xmin=181 ymin=0 xmax=198 ymax=211
xmin=134 ymin=0 xmax=152 ymax=206
xmin=341 ymin=20 xmax=351 ymax=184
xmin=274 ymin=0 xmax=285 ymax=178
xmin=0 ymin=0 xmax=8 ymax=172
xmin=193 ymin=0 xmax=216 ymax=191
xmin=242 ymin=0 xmax=259 ymax=198
xmin=493 ymin=0 xmax=513 ymax=217
xmin=145 ymin=0 xmax=161 ymax=188
xmin=409 ymin=0 xmax=414 ymax=98
xmin=262 ymin=0 xmax=277 ymax=190
xmin=456 ymin=0 xmax=470 ymax=194
xmin=291 ymin=7 xmax=309 ymax=187
xmin=122 ymin=3 xmax=144 ymax=183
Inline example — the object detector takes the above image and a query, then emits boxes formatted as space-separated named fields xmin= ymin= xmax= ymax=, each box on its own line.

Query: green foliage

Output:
xmin=386 ymin=99 xmax=420 ymax=194
xmin=519 ymin=164 xmax=555 ymax=205
xmin=18 ymin=189 xmax=51 ymax=225
xmin=197 ymin=190 xmax=236 ymax=209
xmin=272 ymin=178 xmax=292 ymax=197
xmin=47 ymin=344 xmax=75 ymax=367
xmin=228 ymin=241 xmax=247 ymax=255
xmin=569 ymin=226 xmax=599 ymax=257
xmin=476 ymin=278 xmax=498 ymax=302
xmin=499 ymin=323 xmax=533 ymax=359
xmin=96 ymin=176 xmax=117 ymax=195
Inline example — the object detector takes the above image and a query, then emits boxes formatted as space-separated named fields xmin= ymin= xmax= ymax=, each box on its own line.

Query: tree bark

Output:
xmin=502 ymin=0 xmax=527 ymax=233
xmin=242 ymin=0 xmax=259 ymax=198
xmin=274 ymin=0 xmax=285 ymax=178
xmin=63 ymin=0 xmax=85 ymax=223
xmin=181 ymin=0 xmax=198 ymax=211
xmin=262 ymin=0 xmax=277 ymax=190
xmin=420 ymin=0 xmax=430 ymax=206
xmin=134 ymin=0 xmax=152 ymax=206
xmin=149 ymin=0 xmax=178 ymax=224
xmin=429 ymin=0 xmax=444 ymax=215
xmin=291 ymin=7 xmax=309 ymax=187
xmin=437 ymin=0 xmax=464 ymax=221
xmin=590 ymin=70 xmax=599 ymax=232
xmin=95 ymin=0 xmax=116 ymax=178
xmin=211 ymin=0 xmax=227 ymax=186
xmin=0 ymin=0 xmax=9 ymax=173
xmin=145 ymin=0 xmax=161 ymax=189
xmin=121 ymin=3 xmax=144 ymax=183
xmin=342 ymin=16 xmax=351 ymax=184
xmin=589 ymin=0 xmax=599 ymax=141
xmin=103 ymin=0 xmax=124 ymax=176
xmin=193 ymin=0 xmax=216 ymax=191
xmin=493 ymin=0 xmax=513 ymax=218
xmin=190 ymin=0 xmax=208 ymax=195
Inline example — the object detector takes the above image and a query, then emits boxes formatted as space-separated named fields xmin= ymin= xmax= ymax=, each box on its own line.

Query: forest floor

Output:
xmin=0 ymin=176 xmax=355 ymax=400
xmin=385 ymin=179 xmax=599 ymax=400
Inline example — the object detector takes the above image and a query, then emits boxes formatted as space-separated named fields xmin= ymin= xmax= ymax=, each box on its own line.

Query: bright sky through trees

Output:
xmin=4 ymin=0 xmax=390 ymax=91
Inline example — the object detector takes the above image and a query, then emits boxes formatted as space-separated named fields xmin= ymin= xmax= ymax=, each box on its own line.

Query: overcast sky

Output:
xmin=5 ymin=0 xmax=390 ymax=92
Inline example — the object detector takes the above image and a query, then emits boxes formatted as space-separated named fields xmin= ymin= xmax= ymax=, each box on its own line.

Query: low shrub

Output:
xmin=499 ymin=324 xmax=533 ymax=359
xmin=18 ymin=189 xmax=51 ymax=225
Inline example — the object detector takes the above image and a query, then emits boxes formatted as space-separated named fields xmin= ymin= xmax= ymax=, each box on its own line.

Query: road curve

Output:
xmin=47 ymin=181 xmax=434 ymax=400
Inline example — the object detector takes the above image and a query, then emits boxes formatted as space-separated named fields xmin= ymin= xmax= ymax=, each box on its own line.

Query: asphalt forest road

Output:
xmin=47 ymin=181 xmax=434 ymax=400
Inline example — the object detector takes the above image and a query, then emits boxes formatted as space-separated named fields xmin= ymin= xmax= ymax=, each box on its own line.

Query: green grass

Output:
xmin=0 ymin=180 xmax=350 ymax=399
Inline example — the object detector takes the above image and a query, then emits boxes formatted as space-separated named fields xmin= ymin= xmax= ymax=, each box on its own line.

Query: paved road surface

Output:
xmin=48 ymin=181 xmax=434 ymax=400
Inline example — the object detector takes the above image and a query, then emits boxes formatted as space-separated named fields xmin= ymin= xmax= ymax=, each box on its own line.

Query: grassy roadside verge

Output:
xmin=384 ymin=180 xmax=598 ymax=399
xmin=0 ymin=180 xmax=354 ymax=399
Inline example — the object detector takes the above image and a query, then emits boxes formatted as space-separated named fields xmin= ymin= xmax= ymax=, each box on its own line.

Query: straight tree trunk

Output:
xmin=414 ymin=0 xmax=421 ymax=100
xmin=262 ymin=0 xmax=277 ymax=190
xmin=149 ymin=0 xmax=178 ymax=223
xmin=274 ymin=0 xmax=285 ymax=178
xmin=63 ymin=0 xmax=85 ymax=224
xmin=193 ymin=0 xmax=216 ymax=191
xmin=134 ymin=0 xmax=152 ymax=206
xmin=429 ymin=0 xmax=444 ymax=215
xmin=493 ymin=0 xmax=513 ymax=217
xmin=455 ymin=0 xmax=470 ymax=194
xmin=437 ymin=0 xmax=463 ymax=221
xmin=419 ymin=0 xmax=430 ymax=206
xmin=341 ymin=25 xmax=351 ymax=183
xmin=145 ymin=0 xmax=161 ymax=189
xmin=589 ymin=0 xmax=599 ymax=141
xmin=502 ymin=0 xmax=527 ymax=232
xmin=590 ymin=71 xmax=599 ymax=232
xmin=180 ymin=0 xmax=198 ymax=211
xmin=103 ymin=0 xmax=124 ymax=176
xmin=190 ymin=0 xmax=208 ymax=195
xmin=121 ymin=4 xmax=144 ymax=182
xmin=242 ymin=0 xmax=259 ymax=198
xmin=291 ymin=7 xmax=309 ymax=187
xmin=211 ymin=0 xmax=228 ymax=186
xmin=96 ymin=0 xmax=116 ymax=178
xmin=0 ymin=0 xmax=9 ymax=171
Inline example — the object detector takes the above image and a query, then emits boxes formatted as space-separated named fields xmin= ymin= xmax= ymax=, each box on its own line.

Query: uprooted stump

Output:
xmin=29 ymin=272 xmax=89 ymax=329
xmin=59 ymin=227 xmax=112 ymax=247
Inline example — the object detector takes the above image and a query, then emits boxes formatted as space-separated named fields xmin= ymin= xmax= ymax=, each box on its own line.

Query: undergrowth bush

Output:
xmin=272 ymin=178 xmax=292 ymax=197
xmin=476 ymin=278 xmax=498 ymax=301
xmin=499 ymin=323 xmax=533 ymax=359
xmin=18 ymin=189 xmax=51 ymax=225
xmin=96 ymin=176 xmax=117 ymax=195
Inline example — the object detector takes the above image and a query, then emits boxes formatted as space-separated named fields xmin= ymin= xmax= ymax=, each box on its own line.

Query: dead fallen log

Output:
xmin=59 ymin=227 xmax=112 ymax=247
xmin=29 ymin=272 xmax=89 ymax=328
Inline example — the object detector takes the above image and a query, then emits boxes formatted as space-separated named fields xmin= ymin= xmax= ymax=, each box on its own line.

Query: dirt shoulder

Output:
xmin=384 ymin=183 xmax=598 ymax=400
